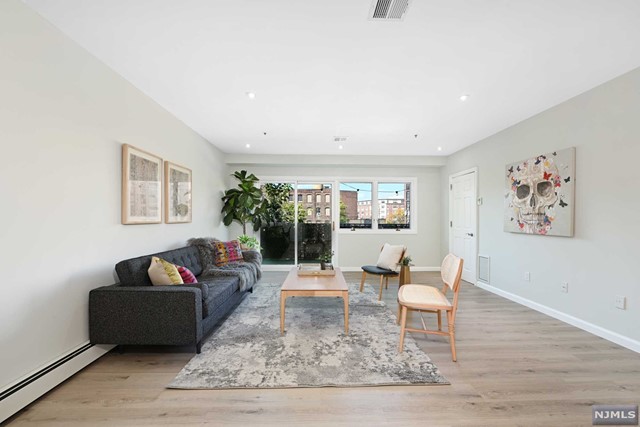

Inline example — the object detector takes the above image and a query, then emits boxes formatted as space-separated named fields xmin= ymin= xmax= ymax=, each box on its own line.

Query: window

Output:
xmin=338 ymin=179 xmax=415 ymax=232
xmin=298 ymin=194 xmax=303 ymax=202
xmin=340 ymin=182 xmax=372 ymax=229
xmin=325 ymin=194 xmax=331 ymax=203
xmin=377 ymin=182 xmax=411 ymax=229
xmin=315 ymin=207 xmax=321 ymax=217
xmin=316 ymin=194 xmax=321 ymax=203
xmin=307 ymin=208 xmax=313 ymax=217
xmin=325 ymin=207 xmax=331 ymax=217
xmin=307 ymin=194 xmax=312 ymax=203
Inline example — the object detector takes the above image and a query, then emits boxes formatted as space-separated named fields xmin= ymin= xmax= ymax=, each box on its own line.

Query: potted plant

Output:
xmin=399 ymin=255 xmax=413 ymax=286
xmin=221 ymin=170 xmax=264 ymax=234
xmin=237 ymin=235 xmax=260 ymax=251
xmin=318 ymin=249 xmax=334 ymax=270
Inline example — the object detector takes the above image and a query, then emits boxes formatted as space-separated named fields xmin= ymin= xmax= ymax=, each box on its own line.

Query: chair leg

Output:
xmin=437 ymin=311 xmax=442 ymax=331
xmin=397 ymin=302 xmax=401 ymax=325
xmin=378 ymin=275 xmax=384 ymax=300
xmin=447 ymin=310 xmax=457 ymax=362
xmin=385 ymin=276 xmax=389 ymax=289
xmin=399 ymin=306 xmax=408 ymax=352
xmin=359 ymin=271 xmax=367 ymax=293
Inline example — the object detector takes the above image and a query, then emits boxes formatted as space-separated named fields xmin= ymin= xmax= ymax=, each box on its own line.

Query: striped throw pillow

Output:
xmin=177 ymin=265 xmax=197 ymax=284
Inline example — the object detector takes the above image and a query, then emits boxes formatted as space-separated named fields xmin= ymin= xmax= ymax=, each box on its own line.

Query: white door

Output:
xmin=450 ymin=170 xmax=477 ymax=283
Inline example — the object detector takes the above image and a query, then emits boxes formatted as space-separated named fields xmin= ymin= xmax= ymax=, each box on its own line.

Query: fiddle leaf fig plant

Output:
xmin=221 ymin=170 xmax=264 ymax=234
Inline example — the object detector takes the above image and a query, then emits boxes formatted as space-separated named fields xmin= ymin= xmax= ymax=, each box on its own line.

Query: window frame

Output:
xmin=258 ymin=176 xmax=418 ymax=236
xmin=338 ymin=177 xmax=417 ymax=235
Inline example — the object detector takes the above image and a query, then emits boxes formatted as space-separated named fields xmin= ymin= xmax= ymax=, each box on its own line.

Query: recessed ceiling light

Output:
xmin=338 ymin=145 xmax=344 ymax=150
xmin=245 ymin=144 xmax=251 ymax=149
xmin=459 ymin=94 xmax=470 ymax=101
xmin=437 ymin=146 xmax=443 ymax=151
xmin=246 ymin=92 xmax=256 ymax=99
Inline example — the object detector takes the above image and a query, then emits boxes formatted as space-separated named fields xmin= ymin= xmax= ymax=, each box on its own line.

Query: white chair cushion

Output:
xmin=376 ymin=243 xmax=405 ymax=271
xmin=398 ymin=284 xmax=452 ymax=310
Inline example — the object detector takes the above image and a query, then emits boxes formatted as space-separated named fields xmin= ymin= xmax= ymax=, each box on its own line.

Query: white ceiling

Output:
xmin=24 ymin=0 xmax=640 ymax=156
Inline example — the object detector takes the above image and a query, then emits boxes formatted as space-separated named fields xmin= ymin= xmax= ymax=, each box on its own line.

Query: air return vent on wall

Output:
xmin=368 ymin=0 xmax=411 ymax=21
xmin=478 ymin=255 xmax=490 ymax=284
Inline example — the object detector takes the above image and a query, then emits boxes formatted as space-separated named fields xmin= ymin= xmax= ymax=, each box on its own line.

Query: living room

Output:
xmin=1 ymin=0 xmax=639 ymax=425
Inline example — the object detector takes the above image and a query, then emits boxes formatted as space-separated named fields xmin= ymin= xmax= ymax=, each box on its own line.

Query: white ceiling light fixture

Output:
xmin=246 ymin=91 xmax=256 ymax=99
xmin=368 ymin=0 xmax=411 ymax=21
xmin=338 ymin=145 xmax=344 ymax=150
xmin=245 ymin=143 xmax=251 ymax=148
xmin=437 ymin=146 xmax=443 ymax=151
xmin=459 ymin=94 xmax=470 ymax=101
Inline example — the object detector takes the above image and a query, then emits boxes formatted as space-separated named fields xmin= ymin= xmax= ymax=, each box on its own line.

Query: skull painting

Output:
xmin=505 ymin=148 xmax=575 ymax=237
xmin=505 ymin=153 xmax=568 ymax=234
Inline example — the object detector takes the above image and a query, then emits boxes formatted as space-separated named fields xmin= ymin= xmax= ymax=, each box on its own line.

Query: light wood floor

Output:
xmin=6 ymin=271 xmax=640 ymax=426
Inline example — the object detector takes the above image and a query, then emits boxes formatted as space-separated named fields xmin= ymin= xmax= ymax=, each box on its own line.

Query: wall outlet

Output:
xmin=560 ymin=282 xmax=569 ymax=293
xmin=524 ymin=272 xmax=531 ymax=282
xmin=615 ymin=295 xmax=626 ymax=310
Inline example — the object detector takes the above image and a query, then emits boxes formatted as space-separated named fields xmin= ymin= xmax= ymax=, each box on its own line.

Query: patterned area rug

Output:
xmin=168 ymin=283 xmax=448 ymax=389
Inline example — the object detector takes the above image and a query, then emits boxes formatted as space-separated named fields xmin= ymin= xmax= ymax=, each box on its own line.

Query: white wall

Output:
xmin=226 ymin=161 xmax=443 ymax=268
xmin=0 ymin=0 xmax=228 ymax=394
xmin=442 ymin=68 xmax=640 ymax=345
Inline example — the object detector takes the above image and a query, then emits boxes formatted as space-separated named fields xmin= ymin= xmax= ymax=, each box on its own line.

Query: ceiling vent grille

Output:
xmin=368 ymin=0 xmax=411 ymax=21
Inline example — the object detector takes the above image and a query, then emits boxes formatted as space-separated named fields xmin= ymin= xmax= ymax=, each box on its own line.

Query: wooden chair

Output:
xmin=397 ymin=253 xmax=464 ymax=361
xmin=359 ymin=244 xmax=407 ymax=301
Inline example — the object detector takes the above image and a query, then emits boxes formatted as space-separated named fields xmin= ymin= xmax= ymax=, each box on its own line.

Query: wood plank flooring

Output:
xmin=6 ymin=271 xmax=640 ymax=426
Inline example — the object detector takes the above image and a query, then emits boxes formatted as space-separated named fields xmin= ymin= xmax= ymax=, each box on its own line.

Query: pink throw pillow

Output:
xmin=177 ymin=265 xmax=197 ymax=284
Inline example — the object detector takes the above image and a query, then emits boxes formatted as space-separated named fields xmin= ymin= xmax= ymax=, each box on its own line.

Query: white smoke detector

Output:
xmin=368 ymin=0 xmax=411 ymax=21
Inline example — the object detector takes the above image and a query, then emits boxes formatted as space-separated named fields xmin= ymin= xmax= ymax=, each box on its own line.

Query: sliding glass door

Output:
xmin=259 ymin=181 xmax=334 ymax=266
xmin=297 ymin=183 xmax=333 ymax=264
xmin=259 ymin=182 xmax=296 ymax=265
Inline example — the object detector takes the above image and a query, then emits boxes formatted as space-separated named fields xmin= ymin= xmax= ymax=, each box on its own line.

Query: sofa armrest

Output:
xmin=177 ymin=282 xmax=209 ymax=300
xmin=89 ymin=284 xmax=203 ymax=346
xmin=242 ymin=250 xmax=262 ymax=265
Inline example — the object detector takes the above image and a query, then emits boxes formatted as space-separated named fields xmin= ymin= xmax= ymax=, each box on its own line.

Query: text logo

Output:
xmin=593 ymin=405 xmax=638 ymax=425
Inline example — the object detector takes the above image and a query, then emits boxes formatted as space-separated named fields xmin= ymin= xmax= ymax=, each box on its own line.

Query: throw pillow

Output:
xmin=148 ymin=256 xmax=184 ymax=285
xmin=213 ymin=240 xmax=244 ymax=266
xmin=376 ymin=243 xmax=406 ymax=271
xmin=177 ymin=265 xmax=197 ymax=284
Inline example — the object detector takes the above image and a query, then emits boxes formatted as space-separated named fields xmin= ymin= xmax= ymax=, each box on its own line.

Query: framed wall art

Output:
xmin=504 ymin=147 xmax=575 ymax=237
xmin=164 ymin=161 xmax=192 ymax=223
xmin=121 ymin=144 xmax=163 ymax=224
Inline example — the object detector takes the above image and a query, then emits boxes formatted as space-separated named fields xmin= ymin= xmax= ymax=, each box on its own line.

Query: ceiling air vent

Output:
xmin=368 ymin=0 xmax=411 ymax=21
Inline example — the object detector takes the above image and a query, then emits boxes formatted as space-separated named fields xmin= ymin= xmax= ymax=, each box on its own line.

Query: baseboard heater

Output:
xmin=0 ymin=342 xmax=112 ymax=423
xmin=0 ymin=343 xmax=93 ymax=402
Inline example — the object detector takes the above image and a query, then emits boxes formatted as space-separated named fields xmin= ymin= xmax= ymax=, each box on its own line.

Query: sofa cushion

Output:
xmin=213 ymin=240 xmax=243 ymax=266
xmin=198 ymin=276 xmax=240 ymax=318
xmin=148 ymin=257 xmax=184 ymax=285
xmin=177 ymin=265 xmax=197 ymax=284
xmin=116 ymin=246 xmax=203 ymax=286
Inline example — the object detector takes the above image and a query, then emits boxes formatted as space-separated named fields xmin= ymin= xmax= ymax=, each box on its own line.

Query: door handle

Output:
xmin=467 ymin=233 xmax=474 ymax=237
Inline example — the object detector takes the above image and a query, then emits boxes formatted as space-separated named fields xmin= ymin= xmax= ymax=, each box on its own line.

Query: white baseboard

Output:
xmin=339 ymin=266 xmax=441 ymax=272
xmin=475 ymin=281 xmax=640 ymax=354
xmin=0 ymin=342 xmax=114 ymax=423
xmin=262 ymin=266 xmax=441 ymax=273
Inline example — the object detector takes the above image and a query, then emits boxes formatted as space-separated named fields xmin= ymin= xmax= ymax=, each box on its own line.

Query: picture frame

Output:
xmin=504 ymin=147 xmax=575 ymax=237
xmin=164 ymin=161 xmax=192 ymax=223
xmin=121 ymin=144 xmax=163 ymax=224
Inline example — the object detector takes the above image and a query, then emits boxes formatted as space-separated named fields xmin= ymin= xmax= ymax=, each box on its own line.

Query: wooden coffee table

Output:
xmin=280 ymin=267 xmax=349 ymax=335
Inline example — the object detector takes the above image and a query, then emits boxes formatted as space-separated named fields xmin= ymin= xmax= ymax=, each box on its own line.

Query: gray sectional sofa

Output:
xmin=89 ymin=244 xmax=261 ymax=353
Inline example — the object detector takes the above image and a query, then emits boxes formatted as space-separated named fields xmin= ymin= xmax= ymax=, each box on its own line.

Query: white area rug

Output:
xmin=168 ymin=283 xmax=448 ymax=389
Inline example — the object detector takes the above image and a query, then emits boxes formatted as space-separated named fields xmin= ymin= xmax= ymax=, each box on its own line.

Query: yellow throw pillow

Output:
xmin=148 ymin=256 xmax=184 ymax=286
